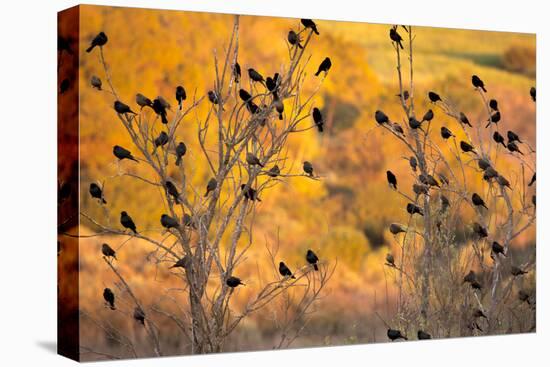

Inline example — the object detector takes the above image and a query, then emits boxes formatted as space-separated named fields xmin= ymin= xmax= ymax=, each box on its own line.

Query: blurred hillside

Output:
xmin=72 ymin=5 xmax=536 ymax=359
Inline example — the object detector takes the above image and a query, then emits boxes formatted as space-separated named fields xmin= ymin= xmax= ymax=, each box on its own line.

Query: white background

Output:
xmin=0 ymin=0 xmax=546 ymax=365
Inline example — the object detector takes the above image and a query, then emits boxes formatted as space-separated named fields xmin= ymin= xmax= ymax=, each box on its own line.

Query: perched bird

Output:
xmin=161 ymin=214 xmax=179 ymax=229
xmin=417 ymin=330 xmax=432 ymax=340
xmin=175 ymin=85 xmax=186 ymax=110
xmin=386 ymin=170 xmax=397 ymax=190
xmin=152 ymin=131 xmax=169 ymax=154
xmin=90 ymin=75 xmax=102 ymax=90
xmin=507 ymin=141 xmax=523 ymax=155
xmin=460 ymin=141 xmax=476 ymax=154
xmin=268 ymin=165 xmax=281 ymax=178
xmin=274 ymin=98 xmax=284 ymax=120
xmin=175 ymin=142 xmax=187 ymax=166
xmin=489 ymin=99 xmax=499 ymax=112
xmin=471 ymin=75 xmax=487 ymax=92
xmin=246 ymin=152 xmax=264 ymax=167
xmin=120 ymin=211 xmax=137 ymax=233
xmin=493 ymin=131 xmax=506 ymax=148
xmin=157 ymin=96 xmax=172 ymax=110
xmin=152 ymin=98 xmax=168 ymax=124
xmin=485 ymin=111 xmax=500 ymax=128
xmin=530 ymin=86 xmax=536 ymax=102
xmin=248 ymin=68 xmax=265 ymax=84
xmin=303 ymin=161 xmax=314 ymax=176
xmin=408 ymin=117 xmax=423 ymax=130
xmin=239 ymin=88 xmax=252 ymax=102
xmin=477 ymin=158 xmax=491 ymax=170
xmin=496 ymin=175 xmax=511 ymax=189
xmin=241 ymin=184 xmax=261 ymax=202
xmin=136 ymin=93 xmax=153 ymax=109
xmin=246 ymin=100 xmax=260 ymax=114
xmin=428 ymin=91 xmax=442 ymax=103
xmin=459 ymin=112 xmax=472 ymax=127
xmin=528 ymin=172 xmax=536 ymax=187
xmin=306 ymin=249 xmax=319 ymax=271
xmin=472 ymin=193 xmax=488 ymax=210
xmin=472 ymin=308 xmax=487 ymax=319
xmin=396 ymin=90 xmax=409 ymax=101
xmin=375 ymin=110 xmax=389 ymax=125
xmin=89 ymin=183 xmax=106 ymax=204
xmin=204 ymin=178 xmax=217 ymax=197
xmin=392 ymin=122 xmax=405 ymax=135
xmin=409 ymin=156 xmax=417 ymax=172
xmin=133 ymin=307 xmax=146 ymax=325
xmin=472 ymin=222 xmax=488 ymax=238
xmin=440 ymin=195 xmax=450 ymax=212
xmin=387 ymin=329 xmax=407 ymax=341
xmin=518 ymin=290 xmax=531 ymax=304
xmin=288 ymin=30 xmax=303 ymax=48
xmin=312 ymin=107 xmax=324 ymax=132
xmin=421 ymin=109 xmax=434 ymax=122
xmin=208 ymin=90 xmax=220 ymax=105
xmin=103 ymin=288 xmax=116 ymax=310
xmin=507 ymin=130 xmax=523 ymax=144
xmin=491 ymin=241 xmax=506 ymax=257
xmin=389 ymin=27 xmax=404 ymax=49
xmin=463 ymin=270 xmax=477 ymax=284
xmin=266 ymin=77 xmax=279 ymax=97
xmin=113 ymin=145 xmax=139 ymax=163
xmin=419 ymin=173 xmax=440 ymax=188
xmin=165 ymin=181 xmax=181 ymax=204
xmin=279 ymin=262 xmax=295 ymax=279
xmin=406 ymin=203 xmax=424 ymax=216
xmin=413 ymin=183 xmax=429 ymax=196
xmin=389 ymin=223 xmax=407 ymax=235
xmin=233 ymin=62 xmax=241 ymax=83
xmin=226 ymin=276 xmax=245 ymax=288
xmin=170 ymin=255 xmax=191 ymax=269
xmin=86 ymin=31 xmax=108 ymax=53
xmin=511 ymin=266 xmax=528 ymax=277
xmin=114 ymin=101 xmax=137 ymax=115
xmin=301 ymin=19 xmax=319 ymax=35
xmin=470 ymin=280 xmax=483 ymax=290
xmin=440 ymin=126 xmax=454 ymax=139
xmin=315 ymin=57 xmax=332 ymax=77
xmin=101 ymin=243 xmax=117 ymax=260
xmin=182 ymin=214 xmax=195 ymax=228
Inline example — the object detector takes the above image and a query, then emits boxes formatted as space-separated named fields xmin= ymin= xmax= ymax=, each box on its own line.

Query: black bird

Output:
xmin=389 ymin=223 xmax=407 ymax=235
xmin=152 ymin=131 xmax=169 ymax=153
xmin=303 ymin=161 xmax=314 ymax=177
xmin=306 ymin=249 xmax=319 ymax=271
xmin=496 ymin=175 xmax=511 ymax=189
xmin=507 ymin=130 xmax=522 ymax=143
xmin=266 ymin=77 xmax=279 ymax=97
xmin=204 ymin=178 xmax=217 ymax=197
xmin=91 ymin=75 xmax=102 ymax=90
xmin=89 ymin=183 xmax=106 ymax=204
xmin=386 ymin=170 xmax=397 ymax=190
xmin=161 ymin=214 xmax=179 ymax=229
xmin=387 ymin=329 xmax=407 ymax=341
xmin=268 ymin=165 xmax=281 ymax=178
xmin=463 ymin=270 xmax=477 ymax=284
xmin=385 ymin=253 xmax=395 ymax=267
xmin=528 ymin=172 xmax=536 ymax=187
xmin=472 ymin=193 xmax=488 ymax=210
xmin=507 ymin=141 xmax=523 ymax=155
xmin=491 ymin=241 xmax=506 ymax=257
xmin=103 ymin=288 xmax=116 ymax=310
xmin=135 ymin=93 xmax=153 ymax=109
xmin=530 ymin=86 xmax=536 ymax=102
xmin=441 ymin=126 xmax=454 ymax=139
xmin=170 ymin=255 xmax=191 ymax=269
xmin=409 ymin=156 xmax=417 ymax=172
xmin=389 ymin=27 xmax=404 ymax=49
xmin=408 ymin=117 xmax=423 ymax=130
xmin=86 ymin=31 xmax=108 ymax=53
xmin=511 ymin=266 xmax=528 ymax=277
xmin=241 ymin=184 xmax=261 ymax=202
xmin=239 ymin=89 xmax=252 ymax=102
xmin=101 ymin=243 xmax=117 ymax=260
xmin=485 ymin=111 xmax=500 ymax=128
xmin=246 ymin=152 xmax=264 ymax=167
xmin=175 ymin=142 xmax=187 ymax=166
xmin=120 ymin=211 xmax=137 ymax=233
xmin=152 ymin=98 xmax=169 ymax=124
xmin=233 ymin=62 xmax=241 ymax=83
xmin=419 ymin=173 xmax=440 ymax=188
xmin=113 ymin=145 xmax=139 ymax=163
xmin=248 ymin=68 xmax=265 ymax=84
xmin=182 ymin=213 xmax=194 ymax=228
xmin=176 ymin=85 xmax=186 ymax=110
xmin=460 ymin=141 xmax=476 ymax=154
xmin=459 ymin=112 xmax=472 ymax=127
xmin=413 ymin=183 xmax=429 ymax=196
xmin=312 ymin=107 xmax=324 ymax=132
xmin=471 ymin=75 xmax=487 ymax=92
xmin=392 ymin=122 xmax=405 ymax=135
xmin=288 ymin=30 xmax=303 ymax=48
xmin=60 ymin=78 xmax=70 ymax=94
xmin=417 ymin=330 xmax=432 ymax=340
xmin=375 ymin=110 xmax=389 ymax=125
xmin=279 ymin=261 xmax=295 ymax=279
xmin=315 ymin=57 xmax=332 ymax=77
xmin=472 ymin=222 xmax=488 ymax=238
xmin=114 ymin=101 xmax=137 ymax=115
xmin=470 ymin=280 xmax=483 ymax=290
xmin=428 ymin=91 xmax=441 ymax=103
xmin=477 ymin=158 xmax=491 ymax=171
xmin=421 ymin=109 xmax=434 ymax=122
xmin=226 ymin=276 xmax=245 ymax=288
xmin=133 ymin=307 xmax=146 ymax=325
xmin=301 ymin=19 xmax=319 ymax=35
xmin=165 ymin=181 xmax=181 ymax=204
xmin=489 ymin=99 xmax=499 ymax=112
xmin=407 ymin=203 xmax=424 ymax=216
xmin=208 ymin=90 xmax=220 ymax=105
xmin=493 ymin=131 xmax=506 ymax=148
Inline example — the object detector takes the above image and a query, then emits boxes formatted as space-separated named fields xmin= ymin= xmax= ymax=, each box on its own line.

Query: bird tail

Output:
xmin=298 ymin=43 xmax=304 ymax=49
xmin=483 ymin=204 xmax=488 ymax=210
xmin=482 ymin=86 xmax=487 ymax=92
xmin=161 ymin=114 xmax=168 ymax=124
xmin=179 ymin=102 xmax=182 ymax=110
xmin=317 ymin=125 xmax=323 ymax=133
xmin=86 ymin=45 xmax=94 ymax=53
xmin=291 ymin=275 xmax=296 ymax=279
xmin=398 ymin=41 xmax=404 ymax=49
xmin=279 ymin=113 xmax=283 ymax=120
xmin=175 ymin=157 xmax=182 ymax=166
xmin=315 ymin=70 xmax=321 ymax=77
xmin=313 ymin=28 xmax=319 ymax=35
xmin=102 ymin=198 xmax=107 ymax=204
xmin=259 ymin=163 xmax=265 ymax=168
xmin=314 ymin=264 xmax=319 ymax=271
xmin=130 ymin=157 xmax=139 ymax=163
xmin=485 ymin=121 xmax=491 ymax=128
xmin=204 ymin=190 xmax=209 ymax=197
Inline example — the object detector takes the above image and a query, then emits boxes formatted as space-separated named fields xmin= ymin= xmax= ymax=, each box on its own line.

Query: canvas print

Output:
xmin=57 ymin=5 xmax=536 ymax=362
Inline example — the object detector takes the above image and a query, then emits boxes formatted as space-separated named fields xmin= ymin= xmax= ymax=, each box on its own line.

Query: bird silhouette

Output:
xmin=204 ymin=178 xmax=217 ymax=197
xmin=152 ymin=98 xmax=168 ymax=124
xmin=312 ymin=107 xmax=324 ymax=132
xmin=472 ymin=193 xmax=488 ymax=210
xmin=375 ymin=110 xmax=389 ymax=125
xmin=165 ymin=181 xmax=181 ymax=204
xmin=113 ymin=145 xmax=139 ymax=163
xmin=268 ymin=165 xmax=281 ymax=178
xmin=493 ymin=131 xmax=506 ymax=148
xmin=101 ymin=243 xmax=117 ymax=260
xmin=315 ymin=57 xmax=332 ymax=77
xmin=170 ymin=255 xmax=191 ymax=269
xmin=386 ymin=170 xmax=397 ymax=189
xmin=459 ymin=112 xmax=472 ymax=127
xmin=246 ymin=152 xmax=264 ymax=167
xmin=417 ymin=330 xmax=432 ymax=340
xmin=306 ymin=249 xmax=319 ymax=271
xmin=389 ymin=27 xmax=404 ymax=49
xmin=301 ymin=19 xmax=319 ymax=35
xmin=175 ymin=142 xmax=187 ymax=166
xmin=460 ymin=141 xmax=476 ymax=154
xmin=89 ymin=183 xmax=106 ymax=204
xmin=530 ymin=86 xmax=536 ymax=102
xmin=176 ymin=85 xmax=186 ymax=110
xmin=303 ymin=161 xmax=314 ymax=177
xmin=136 ymin=93 xmax=153 ymax=109
xmin=114 ymin=101 xmax=137 ymax=115
xmin=491 ymin=241 xmax=506 ymax=257
xmin=288 ymin=30 xmax=303 ymax=48
xmin=441 ymin=126 xmax=454 ymax=139
xmin=103 ymin=288 xmax=116 ymax=310
xmin=471 ymin=75 xmax=487 ymax=92
xmin=161 ymin=214 xmax=179 ymax=229
xmin=233 ymin=62 xmax=241 ymax=83
xmin=279 ymin=262 xmax=295 ymax=279
xmin=248 ymin=68 xmax=265 ymax=84
xmin=133 ymin=307 xmax=146 ymax=325
xmin=86 ymin=32 xmax=108 ymax=52
xmin=226 ymin=276 xmax=245 ymax=288
xmin=387 ymin=329 xmax=407 ymax=341
xmin=428 ymin=91 xmax=441 ymax=103
xmin=90 ymin=75 xmax=102 ymax=90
